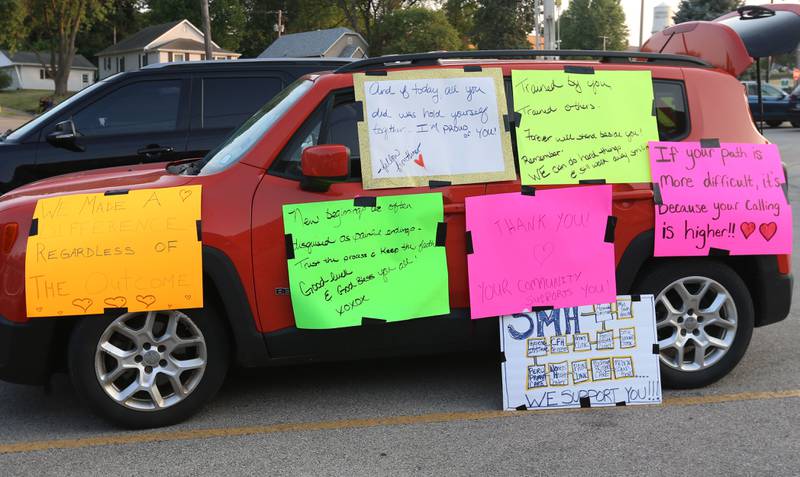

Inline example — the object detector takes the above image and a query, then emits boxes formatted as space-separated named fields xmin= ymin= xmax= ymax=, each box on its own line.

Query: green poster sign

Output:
xmin=512 ymin=70 xmax=659 ymax=185
xmin=283 ymin=193 xmax=450 ymax=329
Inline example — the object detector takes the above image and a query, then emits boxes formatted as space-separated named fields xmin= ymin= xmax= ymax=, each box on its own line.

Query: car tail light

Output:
xmin=1 ymin=223 xmax=18 ymax=253
xmin=778 ymin=254 xmax=791 ymax=275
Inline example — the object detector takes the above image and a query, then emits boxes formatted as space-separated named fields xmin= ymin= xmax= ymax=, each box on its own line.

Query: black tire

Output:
xmin=633 ymin=259 xmax=754 ymax=389
xmin=766 ymin=120 xmax=783 ymax=128
xmin=68 ymin=306 xmax=230 ymax=429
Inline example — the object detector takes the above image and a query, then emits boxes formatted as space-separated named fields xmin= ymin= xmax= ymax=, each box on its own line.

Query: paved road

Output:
xmin=0 ymin=111 xmax=32 ymax=134
xmin=1 ymin=128 xmax=799 ymax=475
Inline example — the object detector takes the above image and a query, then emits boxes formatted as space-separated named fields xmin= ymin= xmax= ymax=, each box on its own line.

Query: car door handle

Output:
xmin=137 ymin=145 xmax=175 ymax=158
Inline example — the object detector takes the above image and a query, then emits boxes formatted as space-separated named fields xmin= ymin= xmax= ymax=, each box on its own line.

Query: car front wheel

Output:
xmin=69 ymin=308 xmax=229 ymax=428
xmin=634 ymin=260 xmax=754 ymax=389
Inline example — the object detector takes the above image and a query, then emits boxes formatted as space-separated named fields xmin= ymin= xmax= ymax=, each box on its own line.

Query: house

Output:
xmin=0 ymin=50 xmax=97 ymax=92
xmin=258 ymin=27 xmax=368 ymax=59
xmin=96 ymin=19 xmax=241 ymax=79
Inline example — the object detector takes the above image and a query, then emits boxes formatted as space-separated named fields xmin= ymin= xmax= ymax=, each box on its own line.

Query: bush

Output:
xmin=0 ymin=71 xmax=12 ymax=90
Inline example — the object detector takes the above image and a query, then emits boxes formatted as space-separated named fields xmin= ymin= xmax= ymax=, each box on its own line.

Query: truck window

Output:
xmin=653 ymin=80 xmax=689 ymax=141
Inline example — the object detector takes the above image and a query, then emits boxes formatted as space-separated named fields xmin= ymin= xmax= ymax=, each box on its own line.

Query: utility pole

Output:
xmin=639 ymin=0 xmax=645 ymax=47
xmin=201 ymin=0 xmax=213 ymax=60
xmin=543 ymin=0 xmax=557 ymax=50
xmin=599 ymin=35 xmax=609 ymax=50
xmin=267 ymin=10 xmax=286 ymax=38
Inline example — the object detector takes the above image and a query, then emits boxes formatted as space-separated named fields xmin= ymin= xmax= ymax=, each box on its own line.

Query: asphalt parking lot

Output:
xmin=1 ymin=126 xmax=799 ymax=475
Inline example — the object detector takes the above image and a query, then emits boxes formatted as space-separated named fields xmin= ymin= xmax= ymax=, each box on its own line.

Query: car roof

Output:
xmin=142 ymin=57 xmax=354 ymax=72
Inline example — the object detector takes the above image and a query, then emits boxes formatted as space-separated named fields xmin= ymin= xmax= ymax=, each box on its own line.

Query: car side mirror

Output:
xmin=300 ymin=144 xmax=349 ymax=192
xmin=46 ymin=119 xmax=84 ymax=152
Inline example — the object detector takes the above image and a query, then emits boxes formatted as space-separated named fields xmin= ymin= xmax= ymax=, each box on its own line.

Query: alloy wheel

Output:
xmin=654 ymin=276 xmax=737 ymax=372
xmin=95 ymin=310 xmax=207 ymax=411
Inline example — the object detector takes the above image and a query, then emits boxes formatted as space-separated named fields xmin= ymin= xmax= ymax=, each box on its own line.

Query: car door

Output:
xmin=251 ymin=88 xmax=486 ymax=357
xmin=34 ymin=77 xmax=190 ymax=181
xmin=185 ymin=74 xmax=286 ymax=158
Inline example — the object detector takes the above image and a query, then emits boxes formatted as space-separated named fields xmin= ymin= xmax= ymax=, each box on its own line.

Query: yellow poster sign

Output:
xmin=25 ymin=185 xmax=203 ymax=317
xmin=512 ymin=70 xmax=659 ymax=185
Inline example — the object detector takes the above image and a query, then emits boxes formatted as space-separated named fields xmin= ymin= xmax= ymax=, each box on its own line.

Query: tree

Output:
xmin=337 ymin=0 xmax=419 ymax=52
xmin=75 ymin=1 xmax=145 ymax=63
xmin=20 ymin=0 xmax=110 ymax=96
xmin=673 ymin=0 xmax=743 ymax=24
xmin=0 ymin=71 xmax=12 ymax=90
xmin=559 ymin=0 xmax=628 ymax=51
xmin=444 ymin=0 xmax=479 ymax=48
xmin=378 ymin=8 xmax=461 ymax=55
xmin=0 ymin=0 xmax=28 ymax=52
xmin=472 ymin=0 xmax=536 ymax=50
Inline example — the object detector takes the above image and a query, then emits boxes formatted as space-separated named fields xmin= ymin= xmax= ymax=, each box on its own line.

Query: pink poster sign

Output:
xmin=466 ymin=186 xmax=616 ymax=319
xmin=649 ymin=142 xmax=791 ymax=256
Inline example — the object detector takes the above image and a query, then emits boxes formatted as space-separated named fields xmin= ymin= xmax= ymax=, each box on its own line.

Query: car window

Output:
xmin=201 ymin=77 xmax=283 ymax=129
xmin=761 ymin=83 xmax=784 ymax=97
xmin=73 ymin=80 xmax=182 ymax=136
xmin=653 ymin=81 xmax=689 ymax=141
xmin=746 ymin=83 xmax=758 ymax=96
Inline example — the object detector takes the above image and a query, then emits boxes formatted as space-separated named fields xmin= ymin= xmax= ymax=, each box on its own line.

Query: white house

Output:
xmin=0 ymin=50 xmax=97 ymax=92
xmin=96 ymin=19 xmax=241 ymax=79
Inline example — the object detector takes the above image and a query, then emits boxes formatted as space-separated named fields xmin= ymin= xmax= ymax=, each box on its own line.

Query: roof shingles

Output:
xmin=1 ymin=50 xmax=96 ymax=69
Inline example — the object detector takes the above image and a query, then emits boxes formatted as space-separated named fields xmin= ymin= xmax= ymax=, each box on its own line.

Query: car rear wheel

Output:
xmin=634 ymin=260 xmax=754 ymax=389
xmin=69 ymin=307 xmax=229 ymax=428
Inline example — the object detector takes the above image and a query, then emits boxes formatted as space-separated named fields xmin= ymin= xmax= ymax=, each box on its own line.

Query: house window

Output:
xmin=201 ymin=54 xmax=205 ymax=60
xmin=39 ymin=69 xmax=54 ymax=79
xmin=82 ymin=74 xmax=89 ymax=84
xmin=142 ymin=54 xmax=148 ymax=66
xmin=174 ymin=53 xmax=185 ymax=62
xmin=119 ymin=57 xmax=125 ymax=72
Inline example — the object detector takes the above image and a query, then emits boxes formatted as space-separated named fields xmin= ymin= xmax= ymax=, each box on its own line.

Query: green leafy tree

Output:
xmin=337 ymin=0 xmax=419 ymax=51
xmin=673 ymin=0 xmax=743 ymax=24
xmin=472 ymin=0 xmax=536 ymax=50
xmin=377 ymin=7 xmax=461 ymax=55
xmin=444 ymin=0 xmax=479 ymax=48
xmin=559 ymin=0 xmax=628 ymax=51
xmin=0 ymin=71 xmax=12 ymax=90
xmin=0 ymin=0 xmax=29 ymax=52
xmin=76 ymin=1 xmax=146 ymax=63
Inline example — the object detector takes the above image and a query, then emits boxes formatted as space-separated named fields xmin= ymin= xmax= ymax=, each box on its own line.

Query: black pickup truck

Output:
xmin=0 ymin=58 xmax=350 ymax=193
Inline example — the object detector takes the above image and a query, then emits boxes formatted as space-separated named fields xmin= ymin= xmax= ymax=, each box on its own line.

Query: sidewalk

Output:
xmin=0 ymin=107 xmax=33 ymax=133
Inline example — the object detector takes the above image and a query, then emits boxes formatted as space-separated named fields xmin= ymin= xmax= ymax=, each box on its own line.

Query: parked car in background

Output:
xmin=741 ymin=80 xmax=800 ymax=127
xmin=0 ymin=58 xmax=351 ymax=194
xmin=789 ymin=83 xmax=800 ymax=125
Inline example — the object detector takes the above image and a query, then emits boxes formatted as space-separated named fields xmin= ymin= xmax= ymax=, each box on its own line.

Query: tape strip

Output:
xmin=708 ymin=247 xmax=730 ymax=257
xmin=365 ymin=70 xmax=387 ymax=76
xmin=29 ymin=218 xmax=38 ymax=237
xmin=354 ymin=196 xmax=377 ymax=207
xmin=104 ymin=307 xmax=128 ymax=314
xmin=630 ymin=294 xmax=641 ymax=302
xmin=579 ymin=396 xmax=591 ymax=408
xmin=531 ymin=306 xmax=553 ymax=312
xmin=285 ymin=233 xmax=295 ymax=260
xmin=615 ymin=401 xmax=627 ymax=407
xmin=521 ymin=185 xmax=536 ymax=196
xmin=579 ymin=179 xmax=606 ymax=185
xmin=604 ymin=216 xmax=618 ymax=243
xmin=435 ymin=222 xmax=447 ymax=247
xmin=700 ymin=138 xmax=720 ymax=148
xmin=353 ymin=100 xmax=364 ymax=122
xmin=104 ymin=189 xmax=129 ymax=196
xmin=429 ymin=180 xmax=451 ymax=189
xmin=463 ymin=65 xmax=482 ymax=72
xmin=361 ymin=317 xmax=386 ymax=325
xmin=652 ymin=183 xmax=663 ymax=205
xmin=503 ymin=112 xmax=522 ymax=131
xmin=564 ymin=65 xmax=595 ymax=74
xmin=196 ymin=220 xmax=202 ymax=242
xmin=465 ymin=231 xmax=474 ymax=254
xmin=515 ymin=404 xmax=528 ymax=411
xmin=652 ymin=344 xmax=660 ymax=354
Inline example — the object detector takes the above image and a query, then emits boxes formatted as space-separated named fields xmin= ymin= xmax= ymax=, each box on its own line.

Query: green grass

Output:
xmin=0 ymin=89 xmax=73 ymax=114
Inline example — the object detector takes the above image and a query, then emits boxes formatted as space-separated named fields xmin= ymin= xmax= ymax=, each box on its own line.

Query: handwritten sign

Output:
xmin=25 ymin=186 xmax=203 ymax=317
xmin=283 ymin=193 xmax=449 ymax=329
xmin=466 ymin=186 xmax=616 ymax=319
xmin=354 ymin=69 xmax=515 ymax=189
xmin=512 ymin=70 xmax=659 ymax=184
xmin=500 ymin=295 xmax=662 ymax=410
xmin=650 ymin=142 xmax=791 ymax=256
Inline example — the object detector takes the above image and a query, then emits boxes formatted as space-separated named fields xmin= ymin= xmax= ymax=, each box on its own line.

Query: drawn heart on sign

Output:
xmin=184 ymin=295 xmax=191 ymax=300
xmin=103 ymin=296 xmax=127 ymax=308
xmin=179 ymin=189 xmax=192 ymax=202
xmin=533 ymin=242 xmax=555 ymax=266
xmin=759 ymin=222 xmax=778 ymax=241
xmin=36 ymin=306 xmax=43 ymax=312
xmin=740 ymin=222 xmax=756 ymax=239
xmin=414 ymin=153 xmax=425 ymax=168
xmin=136 ymin=294 xmax=156 ymax=308
xmin=72 ymin=298 xmax=93 ymax=312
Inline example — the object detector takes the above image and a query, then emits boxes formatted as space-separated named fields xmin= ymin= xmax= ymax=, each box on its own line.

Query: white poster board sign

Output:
xmin=353 ymin=68 xmax=515 ymax=189
xmin=500 ymin=295 xmax=662 ymax=410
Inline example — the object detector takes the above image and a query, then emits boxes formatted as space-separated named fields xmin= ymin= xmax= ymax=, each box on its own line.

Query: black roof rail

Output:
xmin=334 ymin=49 xmax=711 ymax=73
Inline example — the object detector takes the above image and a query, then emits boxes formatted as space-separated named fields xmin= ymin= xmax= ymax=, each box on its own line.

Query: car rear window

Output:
xmin=653 ymin=80 xmax=689 ymax=141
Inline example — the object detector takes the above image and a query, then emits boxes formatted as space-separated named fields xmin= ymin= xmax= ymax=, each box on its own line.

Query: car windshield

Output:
xmin=2 ymin=77 xmax=116 ymax=142
xmin=196 ymin=78 xmax=313 ymax=175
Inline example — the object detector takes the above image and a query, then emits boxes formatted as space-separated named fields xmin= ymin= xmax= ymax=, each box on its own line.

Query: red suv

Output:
xmin=0 ymin=10 xmax=796 ymax=427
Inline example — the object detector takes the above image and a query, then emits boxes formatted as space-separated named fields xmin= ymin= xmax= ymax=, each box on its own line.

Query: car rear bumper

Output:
xmin=0 ymin=315 xmax=57 ymax=385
